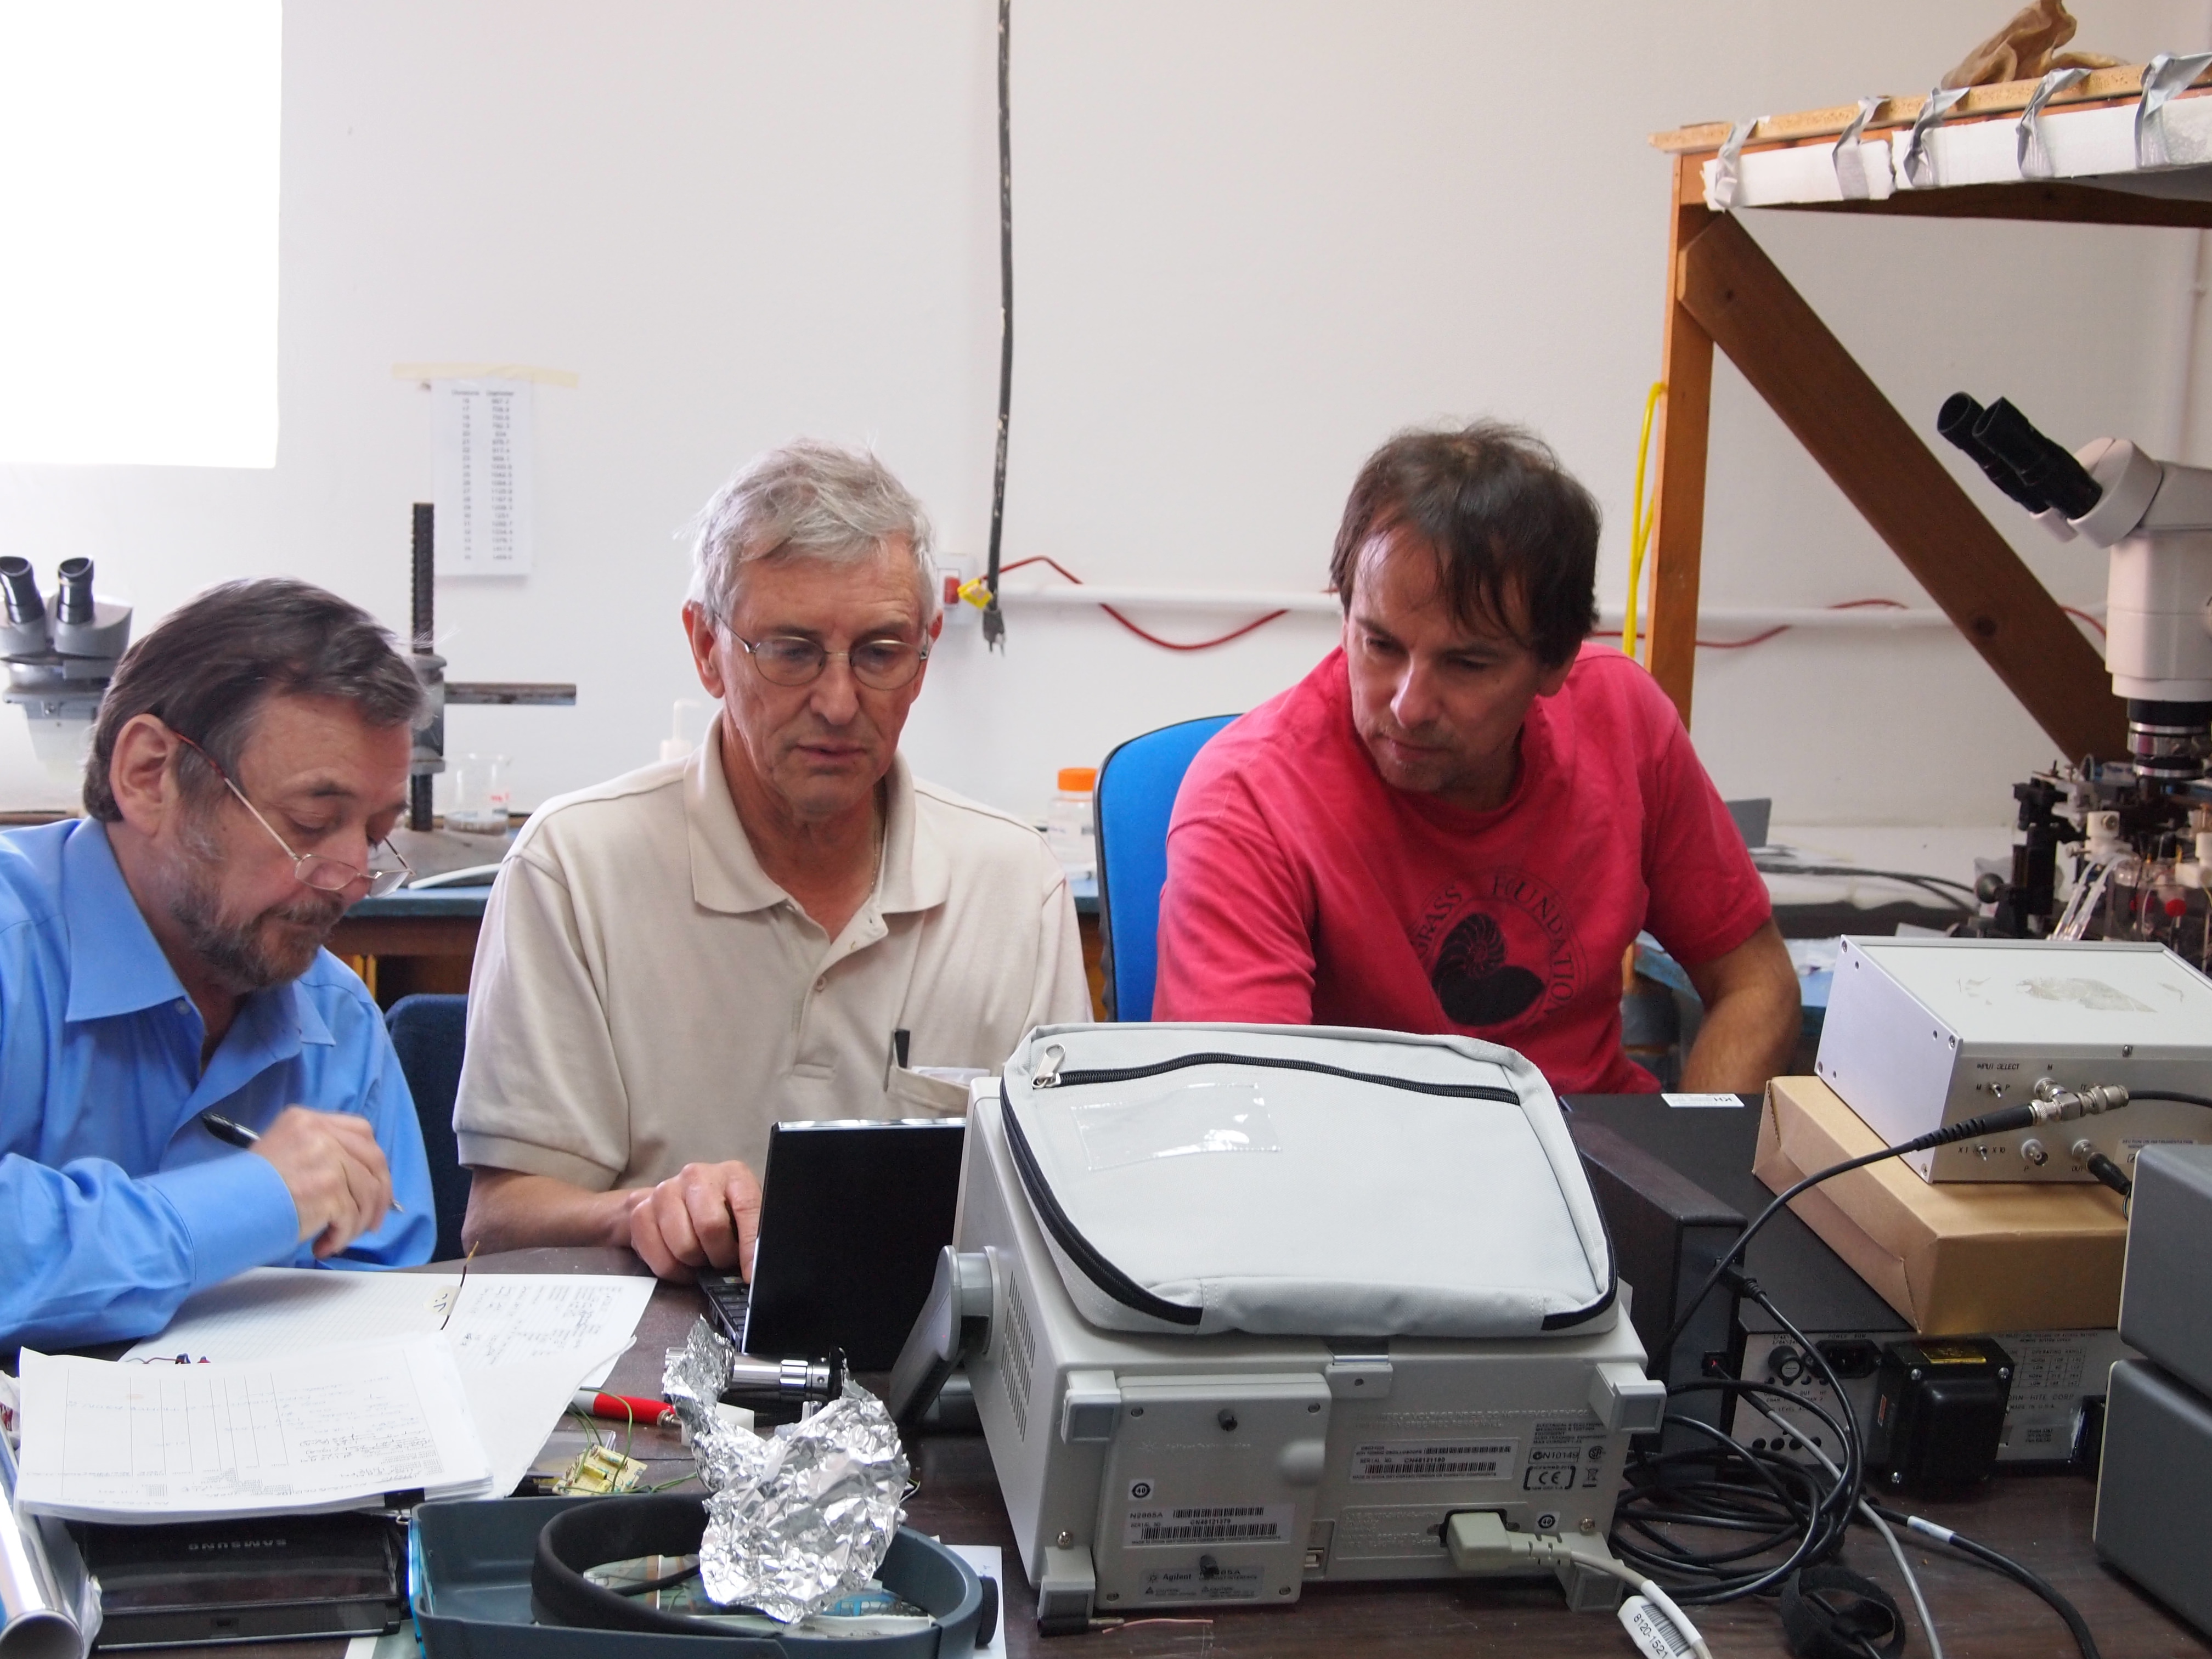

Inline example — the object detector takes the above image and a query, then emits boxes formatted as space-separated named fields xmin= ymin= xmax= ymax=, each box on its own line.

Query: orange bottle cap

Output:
xmin=1057 ymin=766 xmax=1098 ymax=793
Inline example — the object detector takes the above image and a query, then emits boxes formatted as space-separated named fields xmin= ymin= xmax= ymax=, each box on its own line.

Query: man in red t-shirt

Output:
xmin=1153 ymin=421 xmax=1797 ymax=1094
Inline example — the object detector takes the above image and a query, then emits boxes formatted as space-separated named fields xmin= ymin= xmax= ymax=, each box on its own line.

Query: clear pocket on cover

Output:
xmin=1069 ymin=1080 xmax=1282 ymax=1171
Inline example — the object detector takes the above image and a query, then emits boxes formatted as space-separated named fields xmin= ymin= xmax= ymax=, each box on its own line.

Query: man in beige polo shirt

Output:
xmin=455 ymin=439 xmax=1090 ymax=1280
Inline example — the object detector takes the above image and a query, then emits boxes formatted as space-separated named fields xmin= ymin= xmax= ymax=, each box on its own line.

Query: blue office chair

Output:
xmin=384 ymin=993 xmax=472 ymax=1262
xmin=1093 ymin=714 xmax=1238 ymax=1020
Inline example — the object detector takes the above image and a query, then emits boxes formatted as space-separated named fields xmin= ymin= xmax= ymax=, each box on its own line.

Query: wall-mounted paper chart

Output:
xmin=433 ymin=378 xmax=533 ymax=574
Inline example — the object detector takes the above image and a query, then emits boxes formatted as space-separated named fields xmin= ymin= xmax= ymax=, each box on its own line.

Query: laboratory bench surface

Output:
xmin=313 ymin=1245 xmax=2207 ymax=1659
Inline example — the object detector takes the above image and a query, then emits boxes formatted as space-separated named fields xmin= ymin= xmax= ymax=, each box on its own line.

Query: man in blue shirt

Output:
xmin=1 ymin=579 xmax=436 ymax=1351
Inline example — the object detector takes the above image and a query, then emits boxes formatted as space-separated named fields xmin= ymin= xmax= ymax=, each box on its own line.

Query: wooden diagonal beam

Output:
xmin=1676 ymin=212 xmax=2126 ymax=763
xmin=1644 ymin=154 xmax=1717 ymax=726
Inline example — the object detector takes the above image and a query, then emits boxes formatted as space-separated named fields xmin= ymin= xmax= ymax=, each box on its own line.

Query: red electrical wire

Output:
xmin=994 ymin=556 xmax=1295 ymax=651
xmin=986 ymin=564 xmax=2109 ymax=656
xmin=1599 ymin=597 xmax=2109 ymax=651
xmin=2062 ymin=606 xmax=2107 ymax=636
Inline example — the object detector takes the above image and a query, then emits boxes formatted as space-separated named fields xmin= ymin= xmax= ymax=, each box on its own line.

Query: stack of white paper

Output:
xmin=118 ymin=1269 xmax=659 ymax=1500
xmin=13 ymin=1338 xmax=490 ymax=1523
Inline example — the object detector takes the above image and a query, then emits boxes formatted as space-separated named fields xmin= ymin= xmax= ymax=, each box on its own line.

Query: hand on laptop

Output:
xmin=628 ymin=1159 xmax=763 ymax=1283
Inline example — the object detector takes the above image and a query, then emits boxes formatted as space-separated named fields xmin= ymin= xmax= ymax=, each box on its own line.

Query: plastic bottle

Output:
xmin=1045 ymin=767 xmax=1097 ymax=881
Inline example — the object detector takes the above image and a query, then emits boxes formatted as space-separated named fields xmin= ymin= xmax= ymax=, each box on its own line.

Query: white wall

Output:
xmin=0 ymin=0 xmax=2205 ymax=827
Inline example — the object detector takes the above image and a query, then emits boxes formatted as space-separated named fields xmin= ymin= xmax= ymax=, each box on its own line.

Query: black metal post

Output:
xmin=410 ymin=503 xmax=435 ymax=831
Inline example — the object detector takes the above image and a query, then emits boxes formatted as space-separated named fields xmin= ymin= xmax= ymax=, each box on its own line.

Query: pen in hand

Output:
xmin=200 ymin=1111 xmax=407 ymax=1211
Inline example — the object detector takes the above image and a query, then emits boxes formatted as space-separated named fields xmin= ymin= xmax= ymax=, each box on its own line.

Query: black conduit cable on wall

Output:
xmin=409 ymin=501 xmax=436 ymax=832
xmin=981 ymin=0 xmax=1013 ymax=651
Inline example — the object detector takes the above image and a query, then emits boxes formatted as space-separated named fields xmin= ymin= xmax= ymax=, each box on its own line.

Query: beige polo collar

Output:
xmin=683 ymin=720 xmax=950 ymax=917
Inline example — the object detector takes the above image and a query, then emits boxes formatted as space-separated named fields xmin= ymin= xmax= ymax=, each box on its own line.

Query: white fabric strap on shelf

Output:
xmin=2138 ymin=51 xmax=2212 ymax=167
xmin=1832 ymin=97 xmax=1884 ymax=199
xmin=1708 ymin=116 xmax=1762 ymax=209
xmin=1901 ymin=86 xmax=1969 ymax=187
xmin=2018 ymin=67 xmax=2091 ymax=179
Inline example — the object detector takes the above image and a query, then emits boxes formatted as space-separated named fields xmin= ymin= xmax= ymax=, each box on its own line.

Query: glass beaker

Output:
xmin=446 ymin=753 xmax=513 ymax=834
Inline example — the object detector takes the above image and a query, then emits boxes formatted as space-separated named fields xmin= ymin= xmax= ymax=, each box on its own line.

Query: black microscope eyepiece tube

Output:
xmin=1938 ymin=392 xmax=2051 ymax=513
xmin=1972 ymin=398 xmax=2103 ymax=521
xmin=0 ymin=557 xmax=44 ymax=626
xmin=54 ymin=558 xmax=95 ymax=625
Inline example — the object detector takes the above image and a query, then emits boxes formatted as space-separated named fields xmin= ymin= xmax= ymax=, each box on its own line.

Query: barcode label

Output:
xmin=1124 ymin=1503 xmax=1293 ymax=1547
xmin=1620 ymin=1595 xmax=1693 ymax=1658
xmin=1351 ymin=1439 xmax=1519 ymax=1483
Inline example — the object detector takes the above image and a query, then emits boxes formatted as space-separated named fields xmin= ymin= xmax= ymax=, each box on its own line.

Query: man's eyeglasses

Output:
xmin=726 ymin=630 xmax=930 ymax=692
xmin=171 ymin=732 xmax=414 ymax=897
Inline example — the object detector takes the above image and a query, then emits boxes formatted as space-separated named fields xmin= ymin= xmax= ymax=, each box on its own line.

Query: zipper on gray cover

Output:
xmin=1031 ymin=1048 xmax=1521 ymax=1104
xmin=1003 ymin=1062 xmax=1615 ymax=1332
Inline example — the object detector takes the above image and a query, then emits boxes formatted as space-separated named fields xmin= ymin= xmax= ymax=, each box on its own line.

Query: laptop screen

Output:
xmin=741 ymin=1118 xmax=967 ymax=1371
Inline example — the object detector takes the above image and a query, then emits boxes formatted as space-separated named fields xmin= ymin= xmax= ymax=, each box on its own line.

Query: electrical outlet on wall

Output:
xmin=936 ymin=555 xmax=980 ymax=627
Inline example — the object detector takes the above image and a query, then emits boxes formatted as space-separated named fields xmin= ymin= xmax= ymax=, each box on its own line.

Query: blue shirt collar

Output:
xmin=60 ymin=820 xmax=334 ymax=1048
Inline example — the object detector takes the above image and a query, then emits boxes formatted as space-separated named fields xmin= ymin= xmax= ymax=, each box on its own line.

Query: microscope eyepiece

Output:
xmin=54 ymin=558 xmax=95 ymax=625
xmin=1938 ymin=392 xmax=2052 ymax=513
xmin=1971 ymin=398 xmax=2103 ymax=521
xmin=0 ymin=558 xmax=44 ymax=627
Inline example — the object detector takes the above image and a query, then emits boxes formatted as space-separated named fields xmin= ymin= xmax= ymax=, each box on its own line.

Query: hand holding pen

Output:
xmin=201 ymin=1108 xmax=400 ymax=1258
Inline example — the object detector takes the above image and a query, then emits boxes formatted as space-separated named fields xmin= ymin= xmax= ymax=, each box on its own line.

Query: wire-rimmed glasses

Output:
xmin=727 ymin=631 xmax=930 ymax=691
xmin=171 ymin=732 xmax=414 ymax=896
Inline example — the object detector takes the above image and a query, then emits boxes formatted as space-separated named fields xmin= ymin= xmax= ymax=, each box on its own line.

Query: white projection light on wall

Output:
xmin=0 ymin=2 xmax=281 ymax=467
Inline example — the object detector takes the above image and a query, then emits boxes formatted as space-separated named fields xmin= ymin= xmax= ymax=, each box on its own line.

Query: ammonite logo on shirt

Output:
xmin=1409 ymin=870 xmax=1581 ymax=1031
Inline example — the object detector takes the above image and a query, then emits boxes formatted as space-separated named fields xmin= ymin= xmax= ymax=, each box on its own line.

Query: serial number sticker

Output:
xmin=1351 ymin=1439 xmax=1519 ymax=1483
xmin=1123 ymin=1503 xmax=1294 ymax=1548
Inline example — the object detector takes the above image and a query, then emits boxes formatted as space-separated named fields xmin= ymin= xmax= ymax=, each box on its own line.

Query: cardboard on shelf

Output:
xmin=1753 ymin=1075 xmax=2128 ymax=1335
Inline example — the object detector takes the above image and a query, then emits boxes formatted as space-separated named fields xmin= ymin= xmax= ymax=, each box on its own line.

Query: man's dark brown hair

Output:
xmin=1329 ymin=420 xmax=1600 ymax=668
xmin=83 ymin=578 xmax=424 ymax=821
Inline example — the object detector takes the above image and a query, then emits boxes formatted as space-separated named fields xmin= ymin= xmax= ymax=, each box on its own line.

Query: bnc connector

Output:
xmin=2029 ymin=1084 xmax=2130 ymax=1122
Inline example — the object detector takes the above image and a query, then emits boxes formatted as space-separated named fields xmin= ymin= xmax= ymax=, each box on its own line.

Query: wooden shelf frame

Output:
xmin=1645 ymin=153 xmax=2212 ymax=760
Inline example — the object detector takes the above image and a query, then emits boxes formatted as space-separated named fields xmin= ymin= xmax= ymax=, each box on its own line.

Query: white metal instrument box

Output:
xmin=1814 ymin=937 xmax=2212 ymax=1182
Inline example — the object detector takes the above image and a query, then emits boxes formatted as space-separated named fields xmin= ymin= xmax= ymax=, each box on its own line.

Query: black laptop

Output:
xmin=725 ymin=1118 xmax=968 ymax=1372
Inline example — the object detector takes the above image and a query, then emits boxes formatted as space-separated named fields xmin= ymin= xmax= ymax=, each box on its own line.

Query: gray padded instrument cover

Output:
xmin=997 ymin=1023 xmax=1616 ymax=1340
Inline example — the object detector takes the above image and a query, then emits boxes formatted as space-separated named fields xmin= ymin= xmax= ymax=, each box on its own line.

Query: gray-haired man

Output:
xmin=456 ymin=439 xmax=1090 ymax=1280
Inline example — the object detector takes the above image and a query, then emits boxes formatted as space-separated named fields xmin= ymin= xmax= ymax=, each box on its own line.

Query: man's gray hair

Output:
xmin=688 ymin=439 xmax=939 ymax=625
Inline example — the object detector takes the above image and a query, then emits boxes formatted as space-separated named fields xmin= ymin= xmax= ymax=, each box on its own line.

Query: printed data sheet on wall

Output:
xmin=433 ymin=377 xmax=534 ymax=574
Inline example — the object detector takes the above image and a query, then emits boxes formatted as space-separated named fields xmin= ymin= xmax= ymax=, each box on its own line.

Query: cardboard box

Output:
xmin=1753 ymin=1075 xmax=2128 ymax=1334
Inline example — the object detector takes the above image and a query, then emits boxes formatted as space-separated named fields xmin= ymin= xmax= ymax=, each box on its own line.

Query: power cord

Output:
xmin=1867 ymin=1507 xmax=2101 ymax=1659
xmin=1611 ymin=1378 xmax=1855 ymax=1600
xmin=1620 ymin=1092 xmax=2140 ymax=1651
xmin=1443 ymin=1513 xmax=1714 ymax=1658
xmin=1614 ymin=1282 xmax=1863 ymax=1607
xmin=1768 ymin=1411 xmax=1941 ymax=1659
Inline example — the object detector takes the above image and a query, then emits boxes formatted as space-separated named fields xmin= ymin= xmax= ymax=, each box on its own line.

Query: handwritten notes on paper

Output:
xmin=433 ymin=379 xmax=533 ymax=574
xmin=13 ymin=1339 xmax=489 ymax=1522
xmin=123 ymin=1269 xmax=654 ymax=1387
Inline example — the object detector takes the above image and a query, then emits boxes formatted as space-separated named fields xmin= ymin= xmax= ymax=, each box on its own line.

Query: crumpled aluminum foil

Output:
xmin=663 ymin=1318 xmax=770 ymax=1491
xmin=662 ymin=1318 xmax=910 ymax=1624
xmin=663 ymin=1318 xmax=733 ymax=1440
